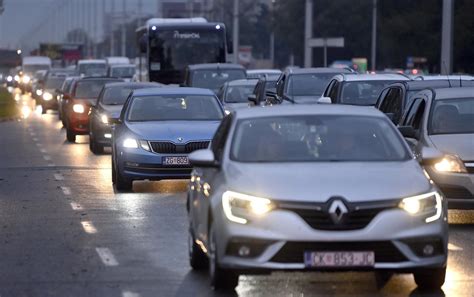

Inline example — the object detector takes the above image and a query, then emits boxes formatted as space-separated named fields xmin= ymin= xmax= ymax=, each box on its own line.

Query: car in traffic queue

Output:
xmin=398 ymin=87 xmax=474 ymax=209
xmin=89 ymin=82 xmax=162 ymax=154
xmin=76 ymin=59 xmax=108 ymax=77
xmin=112 ymin=87 xmax=224 ymax=192
xmin=265 ymin=67 xmax=353 ymax=106
xmin=217 ymin=79 xmax=258 ymax=113
xmin=37 ymin=75 xmax=66 ymax=114
xmin=246 ymin=69 xmax=282 ymax=79
xmin=320 ymin=73 xmax=410 ymax=106
xmin=375 ymin=79 xmax=474 ymax=125
xmin=107 ymin=64 xmax=137 ymax=82
xmin=58 ymin=76 xmax=79 ymax=124
xmin=247 ymin=74 xmax=280 ymax=107
xmin=187 ymin=105 xmax=448 ymax=291
xmin=182 ymin=63 xmax=247 ymax=94
xmin=63 ymin=77 xmax=123 ymax=142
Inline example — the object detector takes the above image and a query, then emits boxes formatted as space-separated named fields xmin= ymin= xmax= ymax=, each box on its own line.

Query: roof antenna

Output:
xmin=442 ymin=61 xmax=452 ymax=88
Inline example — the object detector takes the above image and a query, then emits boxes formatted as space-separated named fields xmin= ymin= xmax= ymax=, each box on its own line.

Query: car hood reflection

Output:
xmin=429 ymin=134 xmax=474 ymax=161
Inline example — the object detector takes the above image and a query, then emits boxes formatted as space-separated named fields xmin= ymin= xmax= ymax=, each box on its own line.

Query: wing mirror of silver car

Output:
xmin=248 ymin=94 xmax=258 ymax=106
xmin=398 ymin=126 xmax=419 ymax=140
xmin=420 ymin=147 xmax=444 ymax=166
xmin=317 ymin=97 xmax=332 ymax=104
xmin=189 ymin=149 xmax=219 ymax=168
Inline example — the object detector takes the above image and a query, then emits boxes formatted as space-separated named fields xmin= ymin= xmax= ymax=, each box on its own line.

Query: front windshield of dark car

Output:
xmin=225 ymin=84 xmax=257 ymax=103
xmin=75 ymin=80 xmax=118 ymax=99
xmin=45 ymin=77 xmax=65 ymax=90
xmin=102 ymin=86 xmax=141 ymax=105
xmin=429 ymin=98 xmax=474 ymax=135
xmin=231 ymin=115 xmax=409 ymax=162
xmin=341 ymin=81 xmax=396 ymax=105
xmin=111 ymin=66 xmax=135 ymax=78
xmin=128 ymin=95 xmax=223 ymax=121
xmin=192 ymin=70 xmax=246 ymax=91
xmin=287 ymin=73 xmax=337 ymax=98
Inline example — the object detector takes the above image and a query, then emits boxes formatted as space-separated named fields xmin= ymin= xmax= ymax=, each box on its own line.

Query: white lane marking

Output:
xmin=36 ymin=142 xmax=43 ymax=147
xmin=54 ymin=173 xmax=64 ymax=181
xmin=60 ymin=186 xmax=71 ymax=195
xmin=122 ymin=291 xmax=141 ymax=297
xmin=48 ymin=163 xmax=55 ymax=167
xmin=30 ymin=132 xmax=36 ymax=136
xmin=70 ymin=202 xmax=83 ymax=210
xmin=43 ymin=155 xmax=52 ymax=161
xmin=81 ymin=221 xmax=98 ymax=234
xmin=39 ymin=148 xmax=47 ymax=153
xmin=95 ymin=248 xmax=119 ymax=266
xmin=32 ymin=137 xmax=38 ymax=142
xmin=448 ymin=243 xmax=463 ymax=251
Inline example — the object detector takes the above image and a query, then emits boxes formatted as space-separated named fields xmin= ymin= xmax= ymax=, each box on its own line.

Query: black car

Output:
xmin=248 ymin=74 xmax=280 ymax=106
xmin=266 ymin=67 xmax=353 ymax=106
xmin=38 ymin=75 xmax=66 ymax=113
xmin=376 ymin=79 xmax=474 ymax=125
xmin=182 ymin=63 xmax=246 ymax=93
xmin=89 ymin=82 xmax=162 ymax=154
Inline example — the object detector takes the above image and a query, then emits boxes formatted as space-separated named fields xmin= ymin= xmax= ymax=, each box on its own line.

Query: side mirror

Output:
xmin=420 ymin=147 xmax=444 ymax=166
xmin=248 ymin=94 xmax=257 ymax=106
xmin=398 ymin=126 xmax=419 ymax=139
xmin=189 ymin=149 xmax=219 ymax=168
xmin=317 ymin=97 xmax=332 ymax=104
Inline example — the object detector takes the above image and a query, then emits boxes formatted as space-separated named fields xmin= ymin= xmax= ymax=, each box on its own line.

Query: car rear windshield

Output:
xmin=128 ymin=95 xmax=223 ymax=122
xmin=225 ymin=84 xmax=257 ymax=103
xmin=77 ymin=63 xmax=107 ymax=76
xmin=191 ymin=69 xmax=246 ymax=91
xmin=287 ymin=73 xmax=337 ymax=97
xmin=231 ymin=115 xmax=409 ymax=162
xmin=429 ymin=98 xmax=474 ymax=135
xmin=110 ymin=66 xmax=135 ymax=78
xmin=75 ymin=80 xmax=119 ymax=99
xmin=341 ymin=81 xmax=396 ymax=105
xmin=102 ymin=86 xmax=153 ymax=105
xmin=45 ymin=77 xmax=65 ymax=90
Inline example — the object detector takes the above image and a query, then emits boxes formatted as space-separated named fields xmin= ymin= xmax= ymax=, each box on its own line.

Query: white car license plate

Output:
xmin=304 ymin=251 xmax=375 ymax=268
xmin=162 ymin=156 xmax=189 ymax=166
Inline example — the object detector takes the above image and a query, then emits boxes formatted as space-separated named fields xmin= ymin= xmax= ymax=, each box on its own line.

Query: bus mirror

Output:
xmin=227 ymin=40 xmax=233 ymax=54
xmin=139 ymin=34 xmax=148 ymax=53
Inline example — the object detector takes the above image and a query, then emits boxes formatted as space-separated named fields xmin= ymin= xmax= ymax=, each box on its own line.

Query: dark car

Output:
xmin=63 ymin=77 xmax=123 ymax=143
xmin=112 ymin=87 xmax=224 ymax=192
xmin=38 ymin=75 xmax=66 ymax=113
xmin=216 ymin=79 xmax=258 ymax=113
xmin=321 ymin=73 xmax=410 ymax=106
xmin=182 ymin=63 xmax=247 ymax=93
xmin=89 ymin=82 xmax=162 ymax=154
xmin=248 ymin=74 xmax=280 ymax=107
xmin=266 ymin=67 xmax=353 ymax=106
xmin=376 ymin=80 xmax=474 ymax=125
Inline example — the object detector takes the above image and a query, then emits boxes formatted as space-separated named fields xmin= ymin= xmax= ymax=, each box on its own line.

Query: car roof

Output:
xmin=77 ymin=59 xmax=107 ymax=64
xmin=187 ymin=63 xmax=245 ymax=70
xmin=227 ymin=79 xmax=259 ymax=86
xmin=103 ymin=82 xmax=162 ymax=89
xmin=233 ymin=104 xmax=385 ymax=120
xmin=77 ymin=77 xmax=123 ymax=81
xmin=341 ymin=73 xmax=410 ymax=81
xmin=132 ymin=87 xmax=216 ymax=96
xmin=391 ymin=80 xmax=470 ymax=91
xmin=247 ymin=69 xmax=282 ymax=74
xmin=432 ymin=87 xmax=474 ymax=100
xmin=416 ymin=75 xmax=474 ymax=81
xmin=286 ymin=67 xmax=352 ymax=75
xmin=110 ymin=64 xmax=135 ymax=68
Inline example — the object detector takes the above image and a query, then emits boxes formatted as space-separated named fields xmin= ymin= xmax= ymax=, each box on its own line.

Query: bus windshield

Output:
xmin=149 ymin=28 xmax=225 ymax=71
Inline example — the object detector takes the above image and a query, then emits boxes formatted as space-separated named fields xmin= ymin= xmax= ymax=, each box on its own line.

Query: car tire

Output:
xmin=41 ymin=106 xmax=46 ymax=114
xmin=209 ymin=222 xmax=239 ymax=291
xmin=188 ymin=227 xmax=208 ymax=270
xmin=413 ymin=267 xmax=446 ymax=291
xmin=111 ymin=156 xmax=117 ymax=184
xmin=115 ymin=167 xmax=132 ymax=192
xmin=66 ymin=128 xmax=76 ymax=143
xmin=90 ymin=133 xmax=104 ymax=155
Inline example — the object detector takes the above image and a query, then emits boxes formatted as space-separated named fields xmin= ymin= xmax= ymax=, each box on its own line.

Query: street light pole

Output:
xmin=121 ymin=0 xmax=126 ymax=57
xmin=110 ymin=0 xmax=115 ymax=56
xmin=233 ymin=0 xmax=239 ymax=64
xmin=371 ymin=0 xmax=377 ymax=71
xmin=441 ymin=0 xmax=453 ymax=74
xmin=304 ymin=0 xmax=313 ymax=68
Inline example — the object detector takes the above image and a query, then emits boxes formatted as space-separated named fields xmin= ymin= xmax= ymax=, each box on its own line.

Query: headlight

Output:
xmin=14 ymin=75 xmax=20 ymax=82
xmin=73 ymin=104 xmax=85 ymax=113
xmin=222 ymin=191 xmax=275 ymax=224
xmin=36 ymin=89 xmax=43 ymax=96
xmin=100 ymin=114 xmax=109 ymax=124
xmin=22 ymin=75 xmax=31 ymax=84
xmin=399 ymin=191 xmax=443 ymax=223
xmin=123 ymin=138 xmax=139 ymax=149
xmin=434 ymin=155 xmax=467 ymax=173
xmin=7 ymin=76 xmax=13 ymax=82
xmin=139 ymin=140 xmax=151 ymax=151
xmin=43 ymin=92 xmax=53 ymax=101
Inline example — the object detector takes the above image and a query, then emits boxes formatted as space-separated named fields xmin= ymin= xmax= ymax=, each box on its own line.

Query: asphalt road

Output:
xmin=0 ymin=93 xmax=473 ymax=297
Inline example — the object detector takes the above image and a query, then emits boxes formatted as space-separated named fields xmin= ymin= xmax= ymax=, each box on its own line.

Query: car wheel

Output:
xmin=209 ymin=222 xmax=239 ymax=291
xmin=90 ymin=133 xmax=104 ymax=155
xmin=413 ymin=267 xmax=446 ymax=291
xmin=66 ymin=128 xmax=76 ymax=143
xmin=115 ymin=168 xmax=133 ymax=192
xmin=112 ymin=157 xmax=117 ymax=184
xmin=188 ymin=227 xmax=208 ymax=270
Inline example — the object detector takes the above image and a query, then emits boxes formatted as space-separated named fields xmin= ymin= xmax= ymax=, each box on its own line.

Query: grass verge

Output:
xmin=0 ymin=87 xmax=17 ymax=119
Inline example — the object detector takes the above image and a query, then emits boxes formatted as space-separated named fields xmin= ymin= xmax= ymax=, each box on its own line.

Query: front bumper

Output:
xmin=426 ymin=168 xmax=474 ymax=209
xmin=92 ymin=123 xmax=113 ymax=146
xmin=67 ymin=112 xmax=90 ymax=134
xmin=213 ymin=206 xmax=448 ymax=273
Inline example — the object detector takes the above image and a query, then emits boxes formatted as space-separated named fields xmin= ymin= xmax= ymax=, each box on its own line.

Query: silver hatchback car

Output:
xmin=187 ymin=105 xmax=448 ymax=291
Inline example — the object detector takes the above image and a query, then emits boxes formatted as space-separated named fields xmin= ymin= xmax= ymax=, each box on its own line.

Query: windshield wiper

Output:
xmin=282 ymin=95 xmax=296 ymax=104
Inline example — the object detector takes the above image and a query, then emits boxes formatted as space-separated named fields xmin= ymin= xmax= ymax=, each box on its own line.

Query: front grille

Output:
xmin=438 ymin=185 xmax=473 ymax=199
xmin=466 ymin=166 xmax=474 ymax=174
xmin=149 ymin=141 xmax=210 ymax=154
xmin=271 ymin=241 xmax=407 ymax=264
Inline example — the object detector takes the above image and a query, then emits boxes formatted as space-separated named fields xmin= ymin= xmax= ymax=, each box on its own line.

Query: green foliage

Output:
xmin=0 ymin=87 xmax=17 ymax=119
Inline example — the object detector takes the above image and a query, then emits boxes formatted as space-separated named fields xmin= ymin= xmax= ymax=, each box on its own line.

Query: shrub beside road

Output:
xmin=0 ymin=87 xmax=17 ymax=120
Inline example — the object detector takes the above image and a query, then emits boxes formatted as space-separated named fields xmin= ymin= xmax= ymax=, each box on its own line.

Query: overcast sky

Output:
xmin=0 ymin=0 xmax=159 ymax=51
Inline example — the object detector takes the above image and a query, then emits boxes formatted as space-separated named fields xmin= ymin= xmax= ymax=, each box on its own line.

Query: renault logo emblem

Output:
xmin=177 ymin=137 xmax=184 ymax=143
xmin=328 ymin=199 xmax=348 ymax=224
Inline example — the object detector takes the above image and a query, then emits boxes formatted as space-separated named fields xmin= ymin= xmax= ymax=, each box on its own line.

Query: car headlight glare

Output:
xmin=222 ymin=191 xmax=275 ymax=224
xmin=14 ymin=75 xmax=20 ymax=82
xmin=399 ymin=191 xmax=443 ymax=223
xmin=123 ymin=138 xmax=139 ymax=149
xmin=36 ymin=89 xmax=43 ymax=96
xmin=22 ymin=75 xmax=31 ymax=84
xmin=72 ymin=104 xmax=85 ymax=113
xmin=43 ymin=92 xmax=53 ymax=101
xmin=100 ymin=114 xmax=109 ymax=124
xmin=434 ymin=155 xmax=467 ymax=173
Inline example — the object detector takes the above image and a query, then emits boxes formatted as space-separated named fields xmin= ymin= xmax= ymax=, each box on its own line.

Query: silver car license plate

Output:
xmin=304 ymin=251 xmax=375 ymax=268
xmin=162 ymin=156 xmax=189 ymax=166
